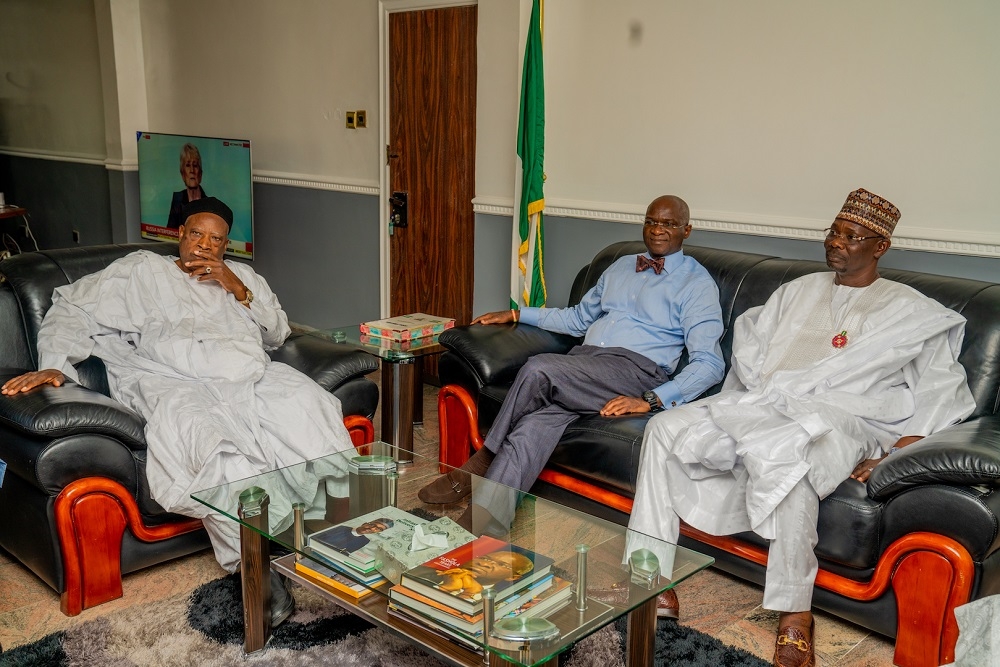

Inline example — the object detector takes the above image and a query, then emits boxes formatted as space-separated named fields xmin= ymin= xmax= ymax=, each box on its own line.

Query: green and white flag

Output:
xmin=512 ymin=0 xmax=546 ymax=309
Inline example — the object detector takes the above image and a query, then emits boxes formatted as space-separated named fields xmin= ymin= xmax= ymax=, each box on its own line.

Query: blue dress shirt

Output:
xmin=518 ymin=250 xmax=725 ymax=409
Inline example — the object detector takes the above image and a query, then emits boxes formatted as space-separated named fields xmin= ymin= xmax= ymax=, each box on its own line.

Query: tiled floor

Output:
xmin=0 ymin=377 xmax=898 ymax=665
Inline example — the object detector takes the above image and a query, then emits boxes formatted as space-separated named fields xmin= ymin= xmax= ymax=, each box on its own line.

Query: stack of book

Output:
xmin=298 ymin=506 xmax=477 ymax=597
xmin=360 ymin=313 xmax=455 ymax=342
xmin=294 ymin=557 xmax=378 ymax=600
xmin=388 ymin=535 xmax=572 ymax=650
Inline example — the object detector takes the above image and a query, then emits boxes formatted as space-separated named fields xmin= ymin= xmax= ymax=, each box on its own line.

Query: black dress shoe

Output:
xmin=270 ymin=570 xmax=295 ymax=628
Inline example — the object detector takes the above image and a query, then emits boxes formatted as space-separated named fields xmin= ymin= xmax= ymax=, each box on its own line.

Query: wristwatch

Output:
xmin=642 ymin=390 xmax=662 ymax=412
xmin=239 ymin=289 xmax=254 ymax=307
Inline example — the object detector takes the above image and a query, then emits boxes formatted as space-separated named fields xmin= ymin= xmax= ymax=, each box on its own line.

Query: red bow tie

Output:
xmin=636 ymin=255 xmax=665 ymax=275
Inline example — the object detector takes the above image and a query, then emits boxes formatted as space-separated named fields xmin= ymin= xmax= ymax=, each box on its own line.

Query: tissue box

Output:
xmin=374 ymin=517 xmax=475 ymax=585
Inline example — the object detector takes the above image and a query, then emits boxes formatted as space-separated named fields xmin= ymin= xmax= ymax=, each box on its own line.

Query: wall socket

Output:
xmin=72 ymin=230 xmax=80 ymax=244
xmin=345 ymin=110 xmax=367 ymax=129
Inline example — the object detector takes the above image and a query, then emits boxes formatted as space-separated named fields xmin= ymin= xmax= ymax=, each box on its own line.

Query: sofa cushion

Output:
xmin=868 ymin=415 xmax=1000 ymax=500
xmin=0 ymin=244 xmax=174 ymax=370
xmin=0 ymin=285 xmax=32 ymax=370
xmin=268 ymin=332 xmax=379 ymax=391
xmin=0 ymin=370 xmax=146 ymax=447
xmin=439 ymin=324 xmax=580 ymax=390
xmin=548 ymin=414 xmax=648 ymax=496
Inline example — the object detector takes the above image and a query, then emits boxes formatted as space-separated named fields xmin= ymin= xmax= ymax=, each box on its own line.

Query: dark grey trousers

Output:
xmin=482 ymin=345 xmax=669 ymax=492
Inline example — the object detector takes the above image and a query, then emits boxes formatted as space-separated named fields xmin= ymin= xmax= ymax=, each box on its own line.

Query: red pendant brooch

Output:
xmin=832 ymin=331 xmax=848 ymax=349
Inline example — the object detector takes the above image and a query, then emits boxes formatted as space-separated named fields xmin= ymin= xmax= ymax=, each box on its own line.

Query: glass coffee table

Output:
xmin=307 ymin=325 xmax=445 ymax=462
xmin=192 ymin=443 xmax=713 ymax=666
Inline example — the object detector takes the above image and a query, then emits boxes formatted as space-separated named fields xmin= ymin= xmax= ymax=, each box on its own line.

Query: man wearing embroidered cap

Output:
xmin=2 ymin=196 xmax=357 ymax=628
xmin=627 ymin=188 xmax=975 ymax=667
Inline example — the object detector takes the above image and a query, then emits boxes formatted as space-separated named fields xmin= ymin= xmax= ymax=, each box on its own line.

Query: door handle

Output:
xmin=388 ymin=191 xmax=408 ymax=236
xmin=389 ymin=192 xmax=408 ymax=229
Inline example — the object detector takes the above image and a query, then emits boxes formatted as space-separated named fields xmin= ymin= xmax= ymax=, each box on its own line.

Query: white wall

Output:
xmin=531 ymin=0 xmax=999 ymax=245
xmin=0 ymin=0 xmax=106 ymax=159
xmin=473 ymin=0 xmax=520 ymax=206
xmin=4 ymin=1 xmax=997 ymax=253
xmin=139 ymin=0 xmax=381 ymax=186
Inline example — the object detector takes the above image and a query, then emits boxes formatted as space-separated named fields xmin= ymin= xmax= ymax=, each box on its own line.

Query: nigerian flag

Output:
xmin=512 ymin=0 xmax=546 ymax=309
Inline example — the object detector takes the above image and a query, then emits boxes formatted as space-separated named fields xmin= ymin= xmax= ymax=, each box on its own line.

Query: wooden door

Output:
xmin=388 ymin=6 xmax=477 ymax=336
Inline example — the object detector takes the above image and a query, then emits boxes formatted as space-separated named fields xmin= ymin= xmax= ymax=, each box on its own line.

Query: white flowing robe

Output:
xmin=628 ymin=272 xmax=975 ymax=598
xmin=37 ymin=251 xmax=355 ymax=570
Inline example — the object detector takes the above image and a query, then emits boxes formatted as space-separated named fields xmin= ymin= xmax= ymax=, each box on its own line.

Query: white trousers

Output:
xmin=194 ymin=462 xmax=351 ymax=572
xmin=627 ymin=404 xmax=821 ymax=613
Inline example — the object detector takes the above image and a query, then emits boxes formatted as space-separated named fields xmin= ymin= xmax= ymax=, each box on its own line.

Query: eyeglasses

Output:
xmin=644 ymin=219 xmax=687 ymax=230
xmin=823 ymin=228 xmax=883 ymax=244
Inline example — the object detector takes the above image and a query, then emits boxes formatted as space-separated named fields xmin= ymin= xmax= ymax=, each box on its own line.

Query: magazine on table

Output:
xmin=295 ymin=558 xmax=384 ymax=600
xmin=360 ymin=313 xmax=455 ymax=341
xmin=400 ymin=535 xmax=555 ymax=614
xmin=308 ymin=507 xmax=475 ymax=581
xmin=373 ymin=515 xmax=476 ymax=584
xmin=308 ymin=507 xmax=425 ymax=572
xmin=390 ymin=574 xmax=571 ymax=635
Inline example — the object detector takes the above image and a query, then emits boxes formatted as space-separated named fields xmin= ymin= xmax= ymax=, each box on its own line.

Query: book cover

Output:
xmin=360 ymin=313 xmax=455 ymax=341
xmin=389 ymin=574 xmax=560 ymax=634
xmin=295 ymin=558 xmax=382 ymax=600
xmin=400 ymin=535 xmax=554 ymax=614
xmin=373 ymin=516 xmax=476 ymax=584
xmin=308 ymin=506 xmax=426 ymax=571
xmin=499 ymin=576 xmax=572 ymax=620
xmin=318 ymin=553 xmax=386 ymax=586
xmin=359 ymin=333 xmax=441 ymax=352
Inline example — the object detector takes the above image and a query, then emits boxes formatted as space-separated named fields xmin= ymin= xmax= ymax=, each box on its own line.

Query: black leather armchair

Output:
xmin=436 ymin=241 xmax=1000 ymax=667
xmin=0 ymin=243 xmax=380 ymax=615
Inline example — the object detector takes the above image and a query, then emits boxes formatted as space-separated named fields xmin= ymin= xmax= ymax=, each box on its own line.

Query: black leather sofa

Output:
xmin=436 ymin=241 xmax=1000 ymax=667
xmin=0 ymin=243 xmax=380 ymax=615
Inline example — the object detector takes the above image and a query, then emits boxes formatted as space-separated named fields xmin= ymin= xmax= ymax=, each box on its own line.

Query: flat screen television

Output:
xmin=137 ymin=131 xmax=254 ymax=259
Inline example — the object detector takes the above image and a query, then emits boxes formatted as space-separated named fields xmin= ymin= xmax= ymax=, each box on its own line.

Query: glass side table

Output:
xmin=306 ymin=325 xmax=445 ymax=463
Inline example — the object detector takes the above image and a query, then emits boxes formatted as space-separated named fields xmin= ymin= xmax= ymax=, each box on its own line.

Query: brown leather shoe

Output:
xmin=773 ymin=618 xmax=815 ymax=667
xmin=656 ymin=588 xmax=680 ymax=619
xmin=588 ymin=583 xmax=679 ymax=619
xmin=417 ymin=471 xmax=472 ymax=504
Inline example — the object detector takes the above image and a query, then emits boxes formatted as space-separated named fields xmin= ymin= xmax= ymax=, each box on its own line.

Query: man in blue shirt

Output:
xmin=419 ymin=195 xmax=725 ymax=515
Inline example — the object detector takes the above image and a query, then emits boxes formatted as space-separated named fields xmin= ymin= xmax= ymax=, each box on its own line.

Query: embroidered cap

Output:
xmin=835 ymin=188 xmax=900 ymax=238
xmin=181 ymin=197 xmax=233 ymax=230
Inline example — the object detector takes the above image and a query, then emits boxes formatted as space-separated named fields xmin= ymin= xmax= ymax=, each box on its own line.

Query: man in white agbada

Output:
xmin=1 ymin=197 xmax=355 ymax=626
xmin=626 ymin=188 xmax=975 ymax=667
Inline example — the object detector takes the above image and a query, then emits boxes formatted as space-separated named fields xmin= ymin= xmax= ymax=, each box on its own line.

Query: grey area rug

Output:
xmin=0 ymin=574 xmax=768 ymax=667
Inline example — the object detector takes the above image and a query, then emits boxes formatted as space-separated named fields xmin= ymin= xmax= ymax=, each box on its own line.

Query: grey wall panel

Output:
xmin=108 ymin=169 xmax=143 ymax=244
xmin=476 ymin=213 xmax=1000 ymax=309
xmin=473 ymin=212 xmax=513 ymax=315
xmin=0 ymin=155 xmax=112 ymax=249
xmin=249 ymin=183 xmax=380 ymax=329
